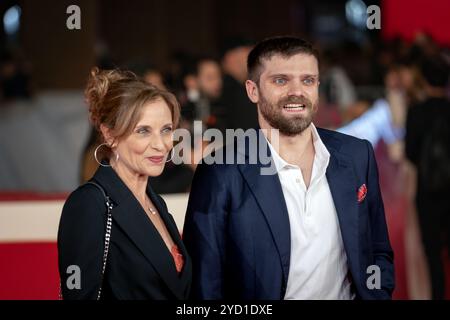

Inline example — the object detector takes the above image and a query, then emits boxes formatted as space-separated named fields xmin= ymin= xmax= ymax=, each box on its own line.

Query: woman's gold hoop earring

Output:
xmin=94 ymin=143 xmax=119 ymax=167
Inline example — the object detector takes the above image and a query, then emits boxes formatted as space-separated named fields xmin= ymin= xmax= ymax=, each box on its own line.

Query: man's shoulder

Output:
xmin=317 ymin=127 xmax=369 ymax=151
xmin=193 ymin=136 xmax=266 ymax=179
xmin=317 ymin=127 xmax=374 ymax=175
xmin=194 ymin=146 xmax=242 ymax=175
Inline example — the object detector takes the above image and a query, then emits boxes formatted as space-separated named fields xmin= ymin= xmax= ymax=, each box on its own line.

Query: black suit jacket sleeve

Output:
xmin=365 ymin=140 xmax=395 ymax=298
xmin=57 ymin=185 xmax=106 ymax=300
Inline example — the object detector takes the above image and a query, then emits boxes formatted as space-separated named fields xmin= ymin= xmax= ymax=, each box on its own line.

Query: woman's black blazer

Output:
xmin=58 ymin=165 xmax=192 ymax=300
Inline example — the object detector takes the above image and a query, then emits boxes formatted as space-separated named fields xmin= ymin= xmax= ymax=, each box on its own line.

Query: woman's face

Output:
xmin=113 ymin=98 xmax=174 ymax=177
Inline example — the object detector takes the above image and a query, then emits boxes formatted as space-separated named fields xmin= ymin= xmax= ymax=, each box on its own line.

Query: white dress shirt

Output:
xmin=266 ymin=124 xmax=354 ymax=300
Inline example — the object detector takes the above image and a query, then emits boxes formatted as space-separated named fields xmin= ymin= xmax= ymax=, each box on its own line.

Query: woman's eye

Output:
xmin=162 ymin=127 xmax=173 ymax=134
xmin=136 ymin=128 xmax=149 ymax=134
xmin=274 ymin=78 xmax=287 ymax=85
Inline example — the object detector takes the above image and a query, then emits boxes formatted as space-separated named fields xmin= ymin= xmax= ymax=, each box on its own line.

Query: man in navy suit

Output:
xmin=183 ymin=36 xmax=394 ymax=300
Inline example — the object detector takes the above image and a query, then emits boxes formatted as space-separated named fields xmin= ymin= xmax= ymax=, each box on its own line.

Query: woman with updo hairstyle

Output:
xmin=58 ymin=68 xmax=191 ymax=300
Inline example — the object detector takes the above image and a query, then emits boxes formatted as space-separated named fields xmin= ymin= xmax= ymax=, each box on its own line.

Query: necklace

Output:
xmin=145 ymin=197 xmax=157 ymax=215
xmin=148 ymin=206 xmax=157 ymax=215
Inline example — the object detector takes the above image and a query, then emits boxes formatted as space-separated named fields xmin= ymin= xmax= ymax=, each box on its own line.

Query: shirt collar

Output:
xmin=265 ymin=123 xmax=330 ymax=175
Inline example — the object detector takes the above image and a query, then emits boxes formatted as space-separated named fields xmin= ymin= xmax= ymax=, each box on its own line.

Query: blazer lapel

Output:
xmin=237 ymin=133 xmax=291 ymax=288
xmin=92 ymin=166 xmax=186 ymax=299
xmin=320 ymin=131 xmax=361 ymax=283
xmin=147 ymin=187 xmax=192 ymax=291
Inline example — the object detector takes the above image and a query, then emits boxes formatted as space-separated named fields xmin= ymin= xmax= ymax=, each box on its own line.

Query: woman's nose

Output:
xmin=150 ymin=134 xmax=165 ymax=151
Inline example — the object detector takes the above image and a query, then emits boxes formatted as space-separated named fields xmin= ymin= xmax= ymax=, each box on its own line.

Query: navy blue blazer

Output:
xmin=183 ymin=127 xmax=394 ymax=300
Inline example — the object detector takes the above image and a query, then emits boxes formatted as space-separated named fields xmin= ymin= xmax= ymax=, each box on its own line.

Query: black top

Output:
xmin=405 ymin=97 xmax=450 ymax=195
xmin=219 ymin=74 xmax=259 ymax=131
xmin=58 ymin=165 xmax=192 ymax=300
xmin=405 ymin=97 xmax=450 ymax=164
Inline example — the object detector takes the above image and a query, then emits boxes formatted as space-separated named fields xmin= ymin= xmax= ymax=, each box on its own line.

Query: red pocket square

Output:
xmin=357 ymin=184 xmax=367 ymax=203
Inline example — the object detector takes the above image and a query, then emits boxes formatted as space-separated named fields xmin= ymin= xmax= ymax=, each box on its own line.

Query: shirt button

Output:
xmin=296 ymin=178 xmax=301 ymax=183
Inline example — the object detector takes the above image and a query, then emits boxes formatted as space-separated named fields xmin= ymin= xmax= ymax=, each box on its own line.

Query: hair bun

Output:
xmin=85 ymin=67 xmax=135 ymax=129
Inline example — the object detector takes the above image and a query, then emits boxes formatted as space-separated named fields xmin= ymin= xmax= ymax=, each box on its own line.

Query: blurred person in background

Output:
xmin=219 ymin=37 xmax=258 ymax=130
xmin=165 ymin=51 xmax=192 ymax=101
xmin=319 ymin=48 xmax=357 ymax=114
xmin=172 ymin=56 xmax=226 ymax=181
xmin=127 ymin=60 xmax=167 ymax=90
xmin=143 ymin=68 xmax=167 ymax=91
xmin=405 ymin=57 xmax=450 ymax=300
xmin=181 ymin=56 xmax=224 ymax=130
xmin=0 ymin=49 xmax=32 ymax=102
xmin=80 ymin=128 xmax=102 ymax=183
xmin=338 ymin=57 xmax=430 ymax=298
xmin=338 ymin=60 xmax=425 ymax=160
xmin=59 ymin=68 xmax=191 ymax=300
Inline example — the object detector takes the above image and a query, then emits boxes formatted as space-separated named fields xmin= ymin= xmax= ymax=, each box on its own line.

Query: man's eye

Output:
xmin=274 ymin=78 xmax=287 ymax=85
xmin=303 ymin=78 xmax=316 ymax=85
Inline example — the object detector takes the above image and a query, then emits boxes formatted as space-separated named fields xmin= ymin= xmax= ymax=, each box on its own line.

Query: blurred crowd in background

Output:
xmin=3 ymin=32 xmax=448 ymax=189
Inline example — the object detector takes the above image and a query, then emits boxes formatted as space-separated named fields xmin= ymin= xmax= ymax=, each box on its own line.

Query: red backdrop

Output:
xmin=383 ymin=0 xmax=450 ymax=45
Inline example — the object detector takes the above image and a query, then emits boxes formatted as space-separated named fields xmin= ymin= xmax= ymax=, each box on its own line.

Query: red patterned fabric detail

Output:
xmin=171 ymin=245 xmax=184 ymax=274
xmin=357 ymin=184 xmax=367 ymax=203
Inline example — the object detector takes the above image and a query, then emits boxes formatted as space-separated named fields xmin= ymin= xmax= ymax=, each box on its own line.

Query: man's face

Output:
xmin=247 ymin=53 xmax=319 ymax=136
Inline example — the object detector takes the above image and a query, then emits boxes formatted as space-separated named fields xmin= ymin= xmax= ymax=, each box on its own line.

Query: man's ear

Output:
xmin=99 ymin=124 xmax=116 ymax=148
xmin=245 ymin=79 xmax=259 ymax=104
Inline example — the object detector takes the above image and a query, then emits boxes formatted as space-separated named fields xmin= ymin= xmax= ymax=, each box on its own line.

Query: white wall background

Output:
xmin=0 ymin=91 xmax=90 ymax=192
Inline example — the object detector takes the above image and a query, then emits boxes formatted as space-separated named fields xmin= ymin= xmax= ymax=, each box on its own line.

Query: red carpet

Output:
xmin=0 ymin=243 xmax=59 ymax=300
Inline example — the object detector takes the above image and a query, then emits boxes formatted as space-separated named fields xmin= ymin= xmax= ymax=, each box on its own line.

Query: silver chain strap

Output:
xmin=96 ymin=195 xmax=113 ymax=300
xmin=59 ymin=181 xmax=113 ymax=300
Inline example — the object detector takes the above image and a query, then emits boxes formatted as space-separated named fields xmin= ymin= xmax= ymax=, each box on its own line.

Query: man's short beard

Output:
xmin=258 ymin=93 xmax=317 ymax=136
